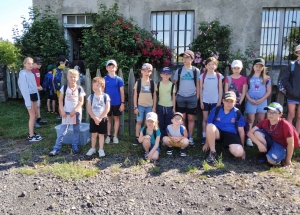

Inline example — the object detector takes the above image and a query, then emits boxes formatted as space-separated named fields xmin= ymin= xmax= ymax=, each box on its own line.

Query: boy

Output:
xmin=199 ymin=57 xmax=224 ymax=145
xmin=43 ymin=64 xmax=57 ymax=113
xmin=247 ymin=102 xmax=299 ymax=166
xmin=202 ymin=91 xmax=245 ymax=163
xmin=31 ymin=57 xmax=47 ymax=128
xmin=86 ymin=77 xmax=111 ymax=157
xmin=132 ymin=63 xmax=157 ymax=145
xmin=155 ymin=67 xmax=176 ymax=139
xmin=162 ymin=112 xmax=189 ymax=157
xmin=103 ymin=59 xmax=125 ymax=144
xmin=173 ymin=50 xmax=200 ymax=147
xmin=49 ymin=69 xmax=86 ymax=156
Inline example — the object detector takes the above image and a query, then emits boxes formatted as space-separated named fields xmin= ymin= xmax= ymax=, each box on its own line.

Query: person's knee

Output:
xmin=162 ymin=136 xmax=170 ymax=143
xmin=181 ymin=138 xmax=189 ymax=147
xmin=266 ymin=157 xmax=277 ymax=165
xmin=229 ymin=144 xmax=244 ymax=157
xmin=206 ymin=124 xmax=216 ymax=133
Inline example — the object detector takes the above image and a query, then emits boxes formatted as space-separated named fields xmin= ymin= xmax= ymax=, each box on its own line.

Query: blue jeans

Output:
xmin=157 ymin=105 xmax=173 ymax=138
xmin=136 ymin=105 xmax=152 ymax=122
xmin=53 ymin=112 xmax=82 ymax=151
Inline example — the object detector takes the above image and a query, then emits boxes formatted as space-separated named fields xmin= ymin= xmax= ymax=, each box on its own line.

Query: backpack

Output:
xmin=62 ymin=85 xmax=82 ymax=106
xmin=42 ymin=73 xmax=52 ymax=91
xmin=90 ymin=93 xmax=107 ymax=105
xmin=278 ymin=62 xmax=295 ymax=95
xmin=137 ymin=79 xmax=154 ymax=104
xmin=157 ymin=80 xmax=175 ymax=102
xmin=202 ymin=71 xmax=221 ymax=85
xmin=142 ymin=126 xmax=157 ymax=139
xmin=53 ymin=67 xmax=64 ymax=90
xmin=176 ymin=66 xmax=197 ymax=94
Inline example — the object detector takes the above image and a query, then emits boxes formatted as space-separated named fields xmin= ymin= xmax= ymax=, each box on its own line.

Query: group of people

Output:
xmin=18 ymin=45 xmax=300 ymax=167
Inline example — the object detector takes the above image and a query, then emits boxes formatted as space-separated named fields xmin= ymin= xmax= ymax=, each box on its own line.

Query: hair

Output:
xmin=92 ymin=77 xmax=105 ymax=90
xmin=247 ymin=64 xmax=268 ymax=85
xmin=205 ymin=57 xmax=219 ymax=67
xmin=67 ymin=69 xmax=79 ymax=77
xmin=23 ymin=57 xmax=33 ymax=65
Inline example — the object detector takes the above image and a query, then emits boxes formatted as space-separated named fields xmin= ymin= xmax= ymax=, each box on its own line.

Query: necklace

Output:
xmin=269 ymin=121 xmax=279 ymax=131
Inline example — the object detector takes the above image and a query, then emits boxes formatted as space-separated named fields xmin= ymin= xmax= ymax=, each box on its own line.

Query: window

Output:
xmin=151 ymin=11 xmax=194 ymax=64
xmin=63 ymin=15 xmax=92 ymax=27
xmin=260 ymin=8 xmax=300 ymax=64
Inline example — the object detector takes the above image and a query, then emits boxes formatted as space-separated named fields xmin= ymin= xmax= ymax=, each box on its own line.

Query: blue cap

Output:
xmin=264 ymin=102 xmax=283 ymax=113
xmin=161 ymin=67 xmax=172 ymax=74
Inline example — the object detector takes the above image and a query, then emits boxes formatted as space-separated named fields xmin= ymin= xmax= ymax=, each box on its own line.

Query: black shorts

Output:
xmin=216 ymin=129 xmax=242 ymax=147
xmin=89 ymin=117 xmax=108 ymax=134
xmin=203 ymin=102 xmax=217 ymax=111
xmin=30 ymin=93 xmax=38 ymax=101
xmin=107 ymin=105 xmax=122 ymax=116
xmin=46 ymin=89 xmax=57 ymax=100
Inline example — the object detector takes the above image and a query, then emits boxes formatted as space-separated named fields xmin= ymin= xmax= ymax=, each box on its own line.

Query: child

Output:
xmin=103 ymin=60 xmax=125 ymax=144
xmin=245 ymin=58 xmax=271 ymax=146
xmin=173 ymin=50 xmax=200 ymax=146
xmin=199 ymin=57 xmax=224 ymax=144
xmin=247 ymin=102 xmax=299 ymax=167
xmin=132 ymin=63 xmax=157 ymax=145
xmin=224 ymin=60 xmax=247 ymax=112
xmin=86 ymin=77 xmax=111 ymax=157
xmin=138 ymin=112 xmax=160 ymax=161
xmin=43 ymin=64 xmax=57 ymax=113
xmin=49 ymin=69 xmax=86 ymax=156
xmin=162 ymin=112 xmax=189 ymax=157
xmin=31 ymin=57 xmax=47 ymax=128
xmin=18 ymin=57 xmax=43 ymax=142
xmin=155 ymin=67 xmax=176 ymax=139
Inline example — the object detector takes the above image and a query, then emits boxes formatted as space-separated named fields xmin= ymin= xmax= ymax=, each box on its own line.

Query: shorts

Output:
xmin=46 ymin=89 xmax=57 ymax=100
xmin=89 ymin=117 xmax=108 ymax=134
xmin=287 ymin=99 xmax=300 ymax=105
xmin=30 ymin=93 xmax=38 ymax=101
xmin=143 ymin=144 xmax=161 ymax=153
xmin=254 ymin=129 xmax=286 ymax=164
xmin=136 ymin=105 xmax=152 ymax=122
xmin=108 ymin=104 xmax=122 ymax=116
xmin=245 ymin=98 xmax=267 ymax=114
xmin=169 ymin=140 xmax=183 ymax=148
xmin=176 ymin=94 xmax=197 ymax=115
xmin=203 ymin=103 xmax=217 ymax=111
xmin=216 ymin=129 xmax=242 ymax=147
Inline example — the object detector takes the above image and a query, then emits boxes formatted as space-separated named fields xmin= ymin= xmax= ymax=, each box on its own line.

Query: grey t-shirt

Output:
xmin=166 ymin=124 xmax=185 ymax=137
xmin=173 ymin=66 xmax=200 ymax=97
xmin=199 ymin=72 xmax=224 ymax=103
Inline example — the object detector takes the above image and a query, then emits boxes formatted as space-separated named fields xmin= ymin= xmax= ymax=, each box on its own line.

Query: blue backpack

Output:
xmin=166 ymin=125 xmax=190 ymax=139
xmin=42 ymin=73 xmax=53 ymax=91
xmin=54 ymin=67 xmax=63 ymax=90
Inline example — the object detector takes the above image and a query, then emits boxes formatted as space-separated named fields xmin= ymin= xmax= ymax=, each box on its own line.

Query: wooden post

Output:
xmin=11 ymin=68 xmax=17 ymax=98
xmin=85 ymin=69 xmax=92 ymax=122
xmin=224 ymin=65 xmax=230 ymax=76
xmin=61 ymin=67 xmax=68 ymax=86
xmin=6 ymin=67 xmax=11 ymax=98
xmin=152 ymin=68 xmax=160 ymax=84
xmin=96 ymin=68 xmax=101 ymax=77
xmin=118 ymin=69 xmax=124 ymax=135
xmin=128 ymin=68 xmax=135 ymax=136
xmin=16 ymin=69 xmax=22 ymax=99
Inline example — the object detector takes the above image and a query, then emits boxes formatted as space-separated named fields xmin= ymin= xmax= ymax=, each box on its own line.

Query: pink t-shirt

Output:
xmin=224 ymin=75 xmax=247 ymax=102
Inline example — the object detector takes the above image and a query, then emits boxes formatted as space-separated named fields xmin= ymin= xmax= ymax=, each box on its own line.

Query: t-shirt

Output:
xmin=104 ymin=75 xmax=124 ymax=106
xmin=53 ymin=65 xmax=66 ymax=77
xmin=173 ymin=66 xmax=200 ymax=97
xmin=225 ymin=75 xmax=247 ymax=102
xmin=134 ymin=80 xmax=157 ymax=107
xmin=157 ymin=81 xmax=176 ymax=107
xmin=247 ymin=75 xmax=271 ymax=99
xmin=256 ymin=118 xmax=299 ymax=148
xmin=31 ymin=68 xmax=41 ymax=87
xmin=87 ymin=93 xmax=111 ymax=118
xmin=61 ymin=85 xmax=86 ymax=113
xmin=199 ymin=72 xmax=224 ymax=103
xmin=207 ymin=106 xmax=245 ymax=134
xmin=166 ymin=124 xmax=185 ymax=137
xmin=141 ymin=126 xmax=161 ymax=145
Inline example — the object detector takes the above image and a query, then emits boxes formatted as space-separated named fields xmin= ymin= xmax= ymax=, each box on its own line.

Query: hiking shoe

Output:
xmin=27 ymin=134 xmax=43 ymax=142
xmin=166 ymin=147 xmax=173 ymax=155
xmin=72 ymin=146 xmax=80 ymax=154
xmin=206 ymin=151 xmax=217 ymax=163
xmin=98 ymin=149 xmax=105 ymax=157
xmin=132 ymin=137 xmax=139 ymax=146
xmin=180 ymin=149 xmax=187 ymax=157
xmin=246 ymin=138 xmax=254 ymax=147
xmin=34 ymin=122 xmax=42 ymax=128
xmin=201 ymin=137 xmax=206 ymax=145
xmin=105 ymin=136 xmax=111 ymax=144
xmin=49 ymin=149 xmax=59 ymax=156
xmin=113 ymin=136 xmax=119 ymax=144
xmin=28 ymin=133 xmax=42 ymax=139
xmin=189 ymin=137 xmax=195 ymax=147
xmin=86 ymin=148 xmax=96 ymax=156
xmin=37 ymin=118 xmax=47 ymax=125
xmin=144 ymin=152 xmax=149 ymax=159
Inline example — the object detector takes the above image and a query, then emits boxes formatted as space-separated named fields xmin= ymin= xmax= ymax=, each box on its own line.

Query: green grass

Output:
xmin=149 ymin=166 xmax=160 ymax=173
xmin=111 ymin=164 xmax=121 ymax=172
xmin=19 ymin=150 xmax=32 ymax=166
xmin=202 ymin=160 xmax=212 ymax=172
xmin=215 ymin=154 xmax=226 ymax=169
xmin=15 ymin=166 xmax=37 ymax=175
xmin=185 ymin=165 xmax=198 ymax=174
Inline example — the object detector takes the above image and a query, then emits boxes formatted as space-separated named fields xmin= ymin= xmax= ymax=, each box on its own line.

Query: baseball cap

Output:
xmin=106 ymin=59 xmax=117 ymax=67
xmin=179 ymin=50 xmax=195 ymax=59
xmin=253 ymin=58 xmax=265 ymax=66
xmin=74 ymin=65 xmax=80 ymax=70
xmin=58 ymin=55 xmax=66 ymax=62
xmin=33 ymin=57 xmax=43 ymax=63
xmin=172 ymin=112 xmax=183 ymax=119
xmin=295 ymin=44 xmax=300 ymax=53
xmin=141 ymin=63 xmax=153 ymax=71
xmin=264 ymin=102 xmax=283 ymax=113
xmin=47 ymin=64 xmax=55 ymax=71
xmin=224 ymin=91 xmax=236 ymax=101
xmin=231 ymin=60 xmax=243 ymax=68
xmin=161 ymin=67 xmax=172 ymax=74
xmin=146 ymin=112 xmax=157 ymax=121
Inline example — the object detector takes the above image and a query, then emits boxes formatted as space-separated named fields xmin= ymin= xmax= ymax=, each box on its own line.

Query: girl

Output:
xmin=245 ymin=58 xmax=271 ymax=146
xmin=138 ymin=112 xmax=161 ymax=161
xmin=18 ymin=57 xmax=43 ymax=142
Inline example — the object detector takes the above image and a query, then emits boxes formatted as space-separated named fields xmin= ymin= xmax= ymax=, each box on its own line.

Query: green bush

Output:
xmin=0 ymin=38 xmax=20 ymax=67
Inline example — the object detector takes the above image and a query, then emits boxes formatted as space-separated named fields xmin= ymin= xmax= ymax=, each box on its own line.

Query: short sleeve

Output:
xmin=220 ymin=73 xmax=224 ymax=80
xmin=256 ymin=120 xmax=265 ymax=129
xmin=156 ymin=129 xmax=161 ymax=137
xmin=60 ymin=85 xmax=65 ymax=93
xmin=79 ymin=87 xmax=86 ymax=97
xmin=199 ymin=73 xmax=203 ymax=80
xmin=173 ymin=69 xmax=179 ymax=81
xmin=266 ymin=78 xmax=272 ymax=86
xmin=119 ymin=78 xmax=124 ymax=88
xmin=86 ymin=95 xmax=91 ymax=102
xmin=172 ymin=84 xmax=176 ymax=93
xmin=196 ymin=68 xmax=201 ymax=80
xmin=242 ymin=76 xmax=247 ymax=85
xmin=106 ymin=94 xmax=111 ymax=102
xmin=237 ymin=114 xmax=246 ymax=127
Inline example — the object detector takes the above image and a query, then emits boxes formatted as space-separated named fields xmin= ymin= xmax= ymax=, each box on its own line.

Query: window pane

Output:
xmin=164 ymin=14 xmax=170 ymax=30
xmin=186 ymin=31 xmax=191 ymax=46
xmin=164 ymin=31 xmax=169 ymax=46
xmin=152 ymin=14 xmax=157 ymax=30
xmin=186 ymin=13 xmax=192 ymax=30
xmin=173 ymin=31 xmax=178 ymax=46
xmin=67 ymin=16 xmax=76 ymax=24
xmin=157 ymin=31 xmax=164 ymax=43
xmin=77 ymin=16 xmax=85 ymax=24
xmin=173 ymin=12 xmax=178 ymax=30
xmin=86 ymin=16 xmax=92 ymax=24
xmin=157 ymin=14 xmax=163 ymax=30
xmin=179 ymin=13 xmax=186 ymax=30
xmin=179 ymin=31 xmax=185 ymax=46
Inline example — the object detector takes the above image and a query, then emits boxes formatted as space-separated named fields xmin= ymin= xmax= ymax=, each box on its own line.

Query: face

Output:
xmin=231 ymin=67 xmax=242 ymax=74
xmin=223 ymin=99 xmax=236 ymax=110
xmin=34 ymin=62 xmax=42 ymax=69
xmin=160 ymin=73 xmax=172 ymax=80
xmin=205 ymin=61 xmax=217 ymax=72
xmin=106 ymin=65 xmax=118 ymax=73
xmin=296 ymin=51 xmax=300 ymax=58
xmin=171 ymin=116 xmax=182 ymax=125
xmin=253 ymin=64 xmax=264 ymax=73
xmin=146 ymin=119 xmax=155 ymax=127
xmin=182 ymin=54 xmax=193 ymax=65
xmin=67 ymin=74 xmax=79 ymax=85
xmin=267 ymin=110 xmax=282 ymax=121
xmin=141 ymin=69 xmax=152 ymax=77
xmin=24 ymin=60 xmax=33 ymax=71
xmin=92 ymin=82 xmax=102 ymax=93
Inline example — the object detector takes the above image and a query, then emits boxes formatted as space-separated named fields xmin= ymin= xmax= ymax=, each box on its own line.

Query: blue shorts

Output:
xmin=254 ymin=129 xmax=286 ymax=164
xmin=245 ymin=99 xmax=267 ymax=114
xmin=287 ymin=99 xmax=300 ymax=105
xmin=143 ymin=144 xmax=161 ymax=153
xmin=136 ymin=105 xmax=152 ymax=122
xmin=203 ymin=102 xmax=217 ymax=111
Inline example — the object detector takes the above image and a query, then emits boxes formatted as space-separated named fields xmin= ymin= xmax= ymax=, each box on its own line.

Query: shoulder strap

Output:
xmin=171 ymin=82 xmax=175 ymax=100
xmin=154 ymin=129 xmax=157 ymax=139
xmin=90 ymin=93 xmax=94 ymax=105
xmin=150 ymin=79 xmax=154 ymax=99
xmin=227 ymin=75 xmax=232 ymax=88
xmin=176 ymin=68 xmax=182 ymax=94
xmin=179 ymin=125 xmax=184 ymax=136
xmin=202 ymin=72 xmax=207 ymax=84
xmin=137 ymin=79 xmax=142 ymax=104
xmin=77 ymin=86 xmax=81 ymax=94
xmin=157 ymin=81 xmax=161 ymax=102
xmin=63 ymin=84 xmax=68 ymax=106
xmin=104 ymin=76 xmax=107 ymax=93
xmin=235 ymin=108 xmax=241 ymax=132
xmin=213 ymin=106 xmax=222 ymax=123
xmin=103 ymin=93 xmax=107 ymax=104
xmin=192 ymin=66 xmax=197 ymax=87
xmin=291 ymin=61 xmax=295 ymax=73
xmin=143 ymin=126 xmax=147 ymax=136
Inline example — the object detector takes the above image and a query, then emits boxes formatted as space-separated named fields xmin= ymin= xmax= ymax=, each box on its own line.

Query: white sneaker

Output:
xmin=113 ymin=136 xmax=119 ymax=144
xmin=98 ymin=149 xmax=105 ymax=157
xmin=86 ymin=148 xmax=96 ymax=156
xmin=246 ymin=138 xmax=254 ymax=147
xmin=105 ymin=136 xmax=111 ymax=144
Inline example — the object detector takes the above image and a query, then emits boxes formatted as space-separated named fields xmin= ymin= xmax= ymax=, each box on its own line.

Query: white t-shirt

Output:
xmin=61 ymin=85 xmax=86 ymax=113
xmin=199 ymin=72 xmax=224 ymax=103
xmin=87 ymin=93 xmax=111 ymax=118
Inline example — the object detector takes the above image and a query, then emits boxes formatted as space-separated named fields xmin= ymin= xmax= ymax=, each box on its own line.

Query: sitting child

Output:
xmin=162 ymin=112 xmax=189 ymax=157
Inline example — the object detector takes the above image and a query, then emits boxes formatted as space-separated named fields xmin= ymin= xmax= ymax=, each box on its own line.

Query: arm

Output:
xmin=238 ymin=127 xmax=245 ymax=147
xmin=52 ymin=70 xmax=56 ymax=92
xmin=172 ymin=92 xmax=176 ymax=113
xmin=148 ymin=135 xmax=160 ymax=160
xmin=59 ymin=92 xmax=66 ymax=118
xmin=70 ymin=95 xmax=84 ymax=117
xmin=217 ymin=78 xmax=223 ymax=106
xmin=196 ymin=79 xmax=200 ymax=99
xmin=133 ymin=86 xmax=139 ymax=115
xmin=257 ymin=83 xmax=272 ymax=105
xmin=100 ymin=100 xmax=110 ymax=119
xmin=199 ymin=79 xmax=204 ymax=109
xmin=18 ymin=72 xmax=31 ymax=109
xmin=281 ymin=66 xmax=293 ymax=92
xmin=119 ymin=86 xmax=125 ymax=112
xmin=152 ymin=84 xmax=157 ymax=112
xmin=285 ymin=136 xmax=294 ymax=166
xmin=224 ymin=82 xmax=229 ymax=92
xmin=247 ymin=126 xmax=267 ymax=152
xmin=138 ymin=131 xmax=146 ymax=143
xmin=239 ymin=84 xmax=247 ymax=104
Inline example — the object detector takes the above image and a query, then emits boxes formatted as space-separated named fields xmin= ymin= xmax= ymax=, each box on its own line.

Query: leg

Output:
xmin=287 ymin=103 xmax=296 ymax=124
xmin=107 ymin=116 xmax=112 ymax=136
xmin=229 ymin=144 xmax=244 ymax=157
xmin=98 ymin=134 xmax=104 ymax=150
xmin=180 ymin=138 xmax=189 ymax=149
xmin=202 ymin=110 xmax=209 ymax=137
xmin=206 ymin=123 xmax=220 ymax=152
xmin=113 ymin=116 xmax=120 ymax=137
xmin=52 ymin=99 xmax=56 ymax=112
xmin=142 ymin=138 xmax=151 ymax=152
xmin=295 ymin=105 xmax=300 ymax=135
xmin=162 ymin=136 xmax=172 ymax=147
xmin=47 ymin=99 xmax=51 ymax=112
xmin=91 ymin=133 xmax=97 ymax=149
xmin=157 ymin=105 xmax=165 ymax=137
xmin=247 ymin=114 xmax=255 ymax=129
xmin=135 ymin=121 xmax=142 ymax=137
xmin=187 ymin=114 xmax=195 ymax=137
xmin=150 ymin=150 xmax=160 ymax=161
xmin=72 ymin=112 xmax=81 ymax=151
xmin=28 ymin=101 xmax=38 ymax=137
xmin=53 ymin=123 xmax=69 ymax=150
xmin=257 ymin=113 xmax=266 ymax=123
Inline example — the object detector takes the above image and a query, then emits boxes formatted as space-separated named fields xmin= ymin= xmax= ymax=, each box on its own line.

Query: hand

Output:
xmin=61 ymin=111 xmax=67 ymax=118
xmin=172 ymin=108 xmax=176 ymax=113
xmin=257 ymin=143 xmax=267 ymax=152
xmin=94 ymin=117 xmax=101 ymax=125
xmin=38 ymin=86 xmax=43 ymax=91
xmin=241 ymin=150 xmax=246 ymax=160
xmin=285 ymin=159 xmax=293 ymax=167
xmin=134 ymin=108 xmax=139 ymax=115
xmin=119 ymin=103 xmax=125 ymax=112
xmin=152 ymin=107 xmax=156 ymax=112
xmin=202 ymin=143 xmax=210 ymax=152
xmin=200 ymin=102 xmax=204 ymax=110
xmin=70 ymin=110 xmax=76 ymax=117
xmin=250 ymin=99 xmax=258 ymax=105
xmin=256 ymin=98 xmax=263 ymax=105
xmin=144 ymin=135 xmax=151 ymax=141
xmin=216 ymin=101 xmax=221 ymax=106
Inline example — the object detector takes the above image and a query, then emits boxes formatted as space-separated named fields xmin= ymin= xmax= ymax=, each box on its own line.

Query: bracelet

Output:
xmin=134 ymin=107 xmax=137 ymax=110
xmin=121 ymin=102 xmax=125 ymax=104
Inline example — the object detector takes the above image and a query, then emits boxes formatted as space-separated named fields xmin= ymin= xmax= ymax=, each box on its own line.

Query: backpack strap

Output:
xmin=137 ymin=79 xmax=142 ymax=104
xmin=192 ymin=66 xmax=197 ymax=87
xmin=63 ymin=84 xmax=68 ymax=106
xmin=157 ymin=81 xmax=161 ymax=102
xmin=171 ymin=82 xmax=175 ymax=100
xmin=142 ymin=126 xmax=157 ymax=140
xmin=227 ymin=75 xmax=232 ymax=88
xmin=179 ymin=125 xmax=184 ymax=136
xmin=150 ymin=79 xmax=154 ymax=98
xmin=291 ymin=61 xmax=295 ymax=73
xmin=104 ymin=76 xmax=107 ymax=93
xmin=176 ymin=68 xmax=182 ymax=94
xmin=235 ymin=108 xmax=241 ymax=133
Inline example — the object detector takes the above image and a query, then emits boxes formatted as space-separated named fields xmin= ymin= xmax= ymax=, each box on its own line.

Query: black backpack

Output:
xmin=137 ymin=79 xmax=154 ymax=104
xmin=142 ymin=126 xmax=157 ymax=139
xmin=176 ymin=66 xmax=197 ymax=94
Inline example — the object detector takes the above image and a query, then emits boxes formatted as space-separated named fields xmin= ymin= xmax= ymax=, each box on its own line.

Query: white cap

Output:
xmin=231 ymin=60 xmax=243 ymax=68
xmin=295 ymin=45 xmax=300 ymax=53
xmin=146 ymin=112 xmax=157 ymax=122
xmin=106 ymin=59 xmax=117 ymax=67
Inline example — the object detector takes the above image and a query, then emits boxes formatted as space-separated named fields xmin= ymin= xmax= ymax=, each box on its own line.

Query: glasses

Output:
xmin=267 ymin=111 xmax=279 ymax=115
xmin=173 ymin=117 xmax=182 ymax=121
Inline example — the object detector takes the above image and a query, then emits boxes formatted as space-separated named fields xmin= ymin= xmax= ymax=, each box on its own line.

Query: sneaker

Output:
xmin=201 ymin=137 xmax=206 ymax=145
xmin=28 ymin=133 xmax=42 ymax=139
xmin=34 ymin=122 xmax=42 ymax=128
xmin=166 ymin=147 xmax=173 ymax=155
xmin=72 ymin=146 xmax=80 ymax=154
xmin=105 ymin=136 xmax=111 ymax=144
xmin=27 ymin=134 xmax=43 ymax=142
xmin=37 ymin=118 xmax=47 ymax=125
xmin=98 ymin=149 xmax=105 ymax=157
xmin=246 ymin=138 xmax=254 ymax=147
xmin=206 ymin=151 xmax=217 ymax=163
xmin=49 ymin=149 xmax=59 ymax=156
xmin=86 ymin=148 xmax=96 ymax=156
xmin=144 ymin=152 xmax=149 ymax=159
xmin=189 ymin=137 xmax=195 ymax=147
xmin=113 ymin=136 xmax=119 ymax=144
xmin=180 ymin=149 xmax=187 ymax=157
xmin=132 ymin=138 xmax=139 ymax=146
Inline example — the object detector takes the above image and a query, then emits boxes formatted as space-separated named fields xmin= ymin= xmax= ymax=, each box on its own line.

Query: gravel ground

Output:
xmin=0 ymin=139 xmax=300 ymax=215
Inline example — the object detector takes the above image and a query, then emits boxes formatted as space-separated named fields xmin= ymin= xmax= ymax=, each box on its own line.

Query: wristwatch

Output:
xmin=121 ymin=102 xmax=125 ymax=104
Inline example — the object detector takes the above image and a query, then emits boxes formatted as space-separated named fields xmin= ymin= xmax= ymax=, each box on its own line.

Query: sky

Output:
xmin=0 ymin=0 xmax=32 ymax=42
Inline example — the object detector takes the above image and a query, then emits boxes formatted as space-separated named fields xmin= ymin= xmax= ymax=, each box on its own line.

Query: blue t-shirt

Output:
xmin=247 ymin=76 xmax=271 ymax=99
xmin=104 ymin=75 xmax=124 ymax=106
xmin=141 ymin=126 xmax=161 ymax=145
xmin=207 ymin=106 xmax=245 ymax=134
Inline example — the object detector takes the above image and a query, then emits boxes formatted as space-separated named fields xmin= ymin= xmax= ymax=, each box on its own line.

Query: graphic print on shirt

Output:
xmin=181 ymin=72 xmax=193 ymax=81
xmin=249 ymin=79 xmax=263 ymax=92
xmin=228 ymin=83 xmax=240 ymax=101
xmin=66 ymin=91 xmax=78 ymax=103
xmin=141 ymin=85 xmax=151 ymax=93
xmin=92 ymin=96 xmax=104 ymax=112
